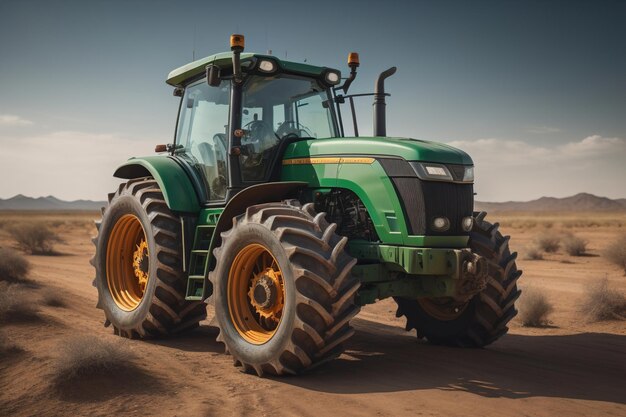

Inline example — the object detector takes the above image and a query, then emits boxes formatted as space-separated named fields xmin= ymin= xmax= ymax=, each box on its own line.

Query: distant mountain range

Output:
xmin=0 ymin=195 xmax=106 ymax=211
xmin=475 ymin=193 xmax=626 ymax=212
xmin=1 ymin=192 xmax=625 ymax=212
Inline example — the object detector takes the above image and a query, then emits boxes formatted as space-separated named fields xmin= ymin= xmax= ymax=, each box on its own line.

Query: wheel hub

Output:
xmin=132 ymin=239 xmax=149 ymax=291
xmin=248 ymin=267 xmax=284 ymax=322
xmin=252 ymin=276 xmax=276 ymax=308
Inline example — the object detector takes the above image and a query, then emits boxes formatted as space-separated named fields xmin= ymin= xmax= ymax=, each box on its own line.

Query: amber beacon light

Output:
xmin=348 ymin=52 xmax=360 ymax=67
xmin=230 ymin=34 xmax=245 ymax=51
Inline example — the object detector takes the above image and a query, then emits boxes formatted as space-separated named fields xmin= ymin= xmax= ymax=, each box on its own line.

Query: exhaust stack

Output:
xmin=373 ymin=66 xmax=397 ymax=137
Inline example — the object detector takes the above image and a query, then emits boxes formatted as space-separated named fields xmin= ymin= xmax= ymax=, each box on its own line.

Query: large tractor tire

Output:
xmin=209 ymin=200 xmax=359 ymax=376
xmin=394 ymin=211 xmax=522 ymax=347
xmin=91 ymin=177 xmax=206 ymax=338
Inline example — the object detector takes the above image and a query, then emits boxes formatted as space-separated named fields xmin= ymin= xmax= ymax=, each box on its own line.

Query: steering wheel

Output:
xmin=276 ymin=121 xmax=312 ymax=139
xmin=243 ymin=120 xmax=278 ymax=145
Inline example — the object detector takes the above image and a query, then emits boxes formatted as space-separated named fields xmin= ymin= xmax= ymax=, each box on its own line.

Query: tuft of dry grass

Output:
xmin=52 ymin=337 xmax=140 ymax=388
xmin=580 ymin=278 xmax=626 ymax=321
xmin=534 ymin=233 xmax=560 ymax=253
xmin=8 ymin=222 xmax=63 ymax=255
xmin=0 ymin=284 xmax=41 ymax=323
xmin=0 ymin=247 xmax=31 ymax=283
xmin=524 ymin=246 xmax=544 ymax=260
xmin=562 ymin=233 xmax=588 ymax=256
xmin=604 ymin=235 xmax=626 ymax=274
xmin=517 ymin=287 xmax=554 ymax=327
xmin=50 ymin=220 xmax=65 ymax=228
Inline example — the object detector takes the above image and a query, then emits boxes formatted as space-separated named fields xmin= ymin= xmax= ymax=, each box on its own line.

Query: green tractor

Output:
xmin=91 ymin=34 xmax=521 ymax=376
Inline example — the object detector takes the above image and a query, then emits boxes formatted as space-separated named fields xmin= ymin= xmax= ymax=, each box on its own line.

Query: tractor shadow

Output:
xmin=275 ymin=318 xmax=626 ymax=405
xmin=144 ymin=323 xmax=224 ymax=354
xmin=142 ymin=313 xmax=625 ymax=405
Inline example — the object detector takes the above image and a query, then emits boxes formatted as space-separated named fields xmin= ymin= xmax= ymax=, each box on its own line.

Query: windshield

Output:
xmin=239 ymin=75 xmax=336 ymax=181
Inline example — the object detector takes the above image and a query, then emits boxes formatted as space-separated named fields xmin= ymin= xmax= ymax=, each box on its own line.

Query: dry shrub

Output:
xmin=516 ymin=220 xmax=537 ymax=229
xmin=42 ymin=292 xmax=66 ymax=308
xmin=534 ymin=233 xmax=560 ymax=253
xmin=8 ymin=222 xmax=62 ymax=255
xmin=524 ymin=246 xmax=544 ymax=260
xmin=580 ymin=278 xmax=626 ymax=321
xmin=0 ymin=248 xmax=31 ymax=283
xmin=50 ymin=220 xmax=64 ymax=228
xmin=604 ymin=235 xmax=626 ymax=274
xmin=518 ymin=287 xmax=553 ymax=327
xmin=562 ymin=234 xmax=588 ymax=256
xmin=52 ymin=337 xmax=139 ymax=388
xmin=562 ymin=219 xmax=604 ymax=228
xmin=0 ymin=285 xmax=41 ymax=323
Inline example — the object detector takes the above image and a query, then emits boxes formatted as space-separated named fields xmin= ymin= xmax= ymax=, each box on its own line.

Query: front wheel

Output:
xmin=210 ymin=201 xmax=360 ymax=376
xmin=395 ymin=212 xmax=522 ymax=347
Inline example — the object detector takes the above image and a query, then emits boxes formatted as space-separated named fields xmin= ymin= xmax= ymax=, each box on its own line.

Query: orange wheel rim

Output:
xmin=106 ymin=214 xmax=149 ymax=311
xmin=228 ymin=243 xmax=285 ymax=344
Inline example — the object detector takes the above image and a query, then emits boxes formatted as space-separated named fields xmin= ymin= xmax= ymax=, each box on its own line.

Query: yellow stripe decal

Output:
xmin=283 ymin=157 xmax=374 ymax=165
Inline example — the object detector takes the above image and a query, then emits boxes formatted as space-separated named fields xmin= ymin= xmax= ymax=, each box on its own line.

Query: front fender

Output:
xmin=114 ymin=156 xmax=201 ymax=213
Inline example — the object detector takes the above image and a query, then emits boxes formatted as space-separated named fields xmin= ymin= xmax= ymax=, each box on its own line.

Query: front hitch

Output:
xmin=453 ymin=249 xmax=488 ymax=302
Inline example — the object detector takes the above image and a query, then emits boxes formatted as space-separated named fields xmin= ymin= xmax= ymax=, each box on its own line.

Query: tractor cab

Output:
xmin=166 ymin=36 xmax=343 ymax=203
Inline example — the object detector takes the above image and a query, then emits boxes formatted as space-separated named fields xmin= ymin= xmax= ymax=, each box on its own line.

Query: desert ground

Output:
xmin=1 ymin=210 xmax=625 ymax=417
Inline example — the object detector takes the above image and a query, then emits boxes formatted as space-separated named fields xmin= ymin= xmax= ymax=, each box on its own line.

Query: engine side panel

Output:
xmin=281 ymin=158 xmax=469 ymax=248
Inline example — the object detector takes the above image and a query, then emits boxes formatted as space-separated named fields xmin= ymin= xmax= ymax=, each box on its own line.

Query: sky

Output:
xmin=0 ymin=0 xmax=624 ymax=202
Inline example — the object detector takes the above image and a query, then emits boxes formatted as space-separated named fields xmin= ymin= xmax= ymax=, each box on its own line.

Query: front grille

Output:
xmin=391 ymin=177 xmax=473 ymax=236
xmin=379 ymin=158 xmax=474 ymax=236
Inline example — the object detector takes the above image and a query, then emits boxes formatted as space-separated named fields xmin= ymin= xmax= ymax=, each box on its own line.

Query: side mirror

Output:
xmin=206 ymin=64 xmax=221 ymax=87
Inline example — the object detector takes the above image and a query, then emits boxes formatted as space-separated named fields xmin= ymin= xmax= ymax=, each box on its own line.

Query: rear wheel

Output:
xmin=210 ymin=200 xmax=360 ymax=376
xmin=91 ymin=177 xmax=206 ymax=338
xmin=395 ymin=212 xmax=522 ymax=347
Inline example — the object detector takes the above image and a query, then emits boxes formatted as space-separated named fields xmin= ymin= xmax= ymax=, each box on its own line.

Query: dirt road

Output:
xmin=1 ymin=213 xmax=625 ymax=417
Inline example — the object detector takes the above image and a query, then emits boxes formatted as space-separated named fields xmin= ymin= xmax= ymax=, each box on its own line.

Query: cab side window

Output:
xmin=176 ymin=80 xmax=230 ymax=201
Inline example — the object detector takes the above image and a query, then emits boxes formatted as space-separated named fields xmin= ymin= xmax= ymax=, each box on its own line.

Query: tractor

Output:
xmin=91 ymin=34 xmax=521 ymax=376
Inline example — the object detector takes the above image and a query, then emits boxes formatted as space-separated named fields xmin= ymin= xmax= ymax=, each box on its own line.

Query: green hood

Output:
xmin=285 ymin=136 xmax=473 ymax=165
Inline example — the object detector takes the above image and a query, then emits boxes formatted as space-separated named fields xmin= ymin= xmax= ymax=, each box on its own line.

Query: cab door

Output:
xmin=175 ymin=79 xmax=231 ymax=201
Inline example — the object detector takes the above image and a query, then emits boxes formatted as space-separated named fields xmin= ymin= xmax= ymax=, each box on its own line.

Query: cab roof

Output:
xmin=166 ymin=52 xmax=339 ymax=87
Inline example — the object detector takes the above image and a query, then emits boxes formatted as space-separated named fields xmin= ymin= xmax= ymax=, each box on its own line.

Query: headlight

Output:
xmin=409 ymin=162 xmax=453 ymax=181
xmin=258 ymin=59 xmax=277 ymax=73
xmin=432 ymin=217 xmax=450 ymax=231
xmin=409 ymin=162 xmax=473 ymax=183
xmin=325 ymin=70 xmax=341 ymax=85
xmin=461 ymin=216 xmax=474 ymax=231
xmin=463 ymin=166 xmax=474 ymax=182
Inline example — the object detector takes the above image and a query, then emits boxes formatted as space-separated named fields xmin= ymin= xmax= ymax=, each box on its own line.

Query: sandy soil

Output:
xmin=1 ymin=211 xmax=625 ymax=417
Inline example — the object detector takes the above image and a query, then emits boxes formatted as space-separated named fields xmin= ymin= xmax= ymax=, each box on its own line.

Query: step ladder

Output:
xmin=185 ymin=225 xmax=214 ymax=300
